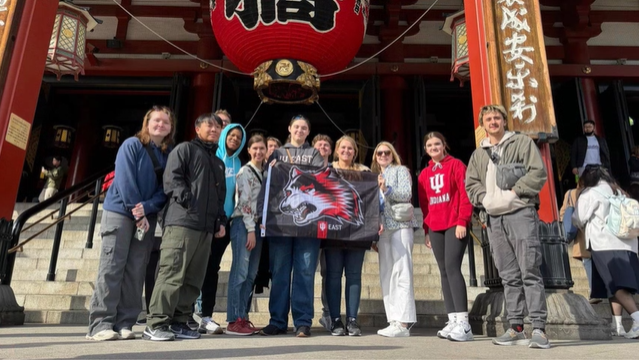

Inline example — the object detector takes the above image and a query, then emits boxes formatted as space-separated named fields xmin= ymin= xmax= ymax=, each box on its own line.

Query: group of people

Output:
xmin=561 ymin=120 xmax=639 ymax=338
xmin=83 ymin=103 xmax=639 ymax=349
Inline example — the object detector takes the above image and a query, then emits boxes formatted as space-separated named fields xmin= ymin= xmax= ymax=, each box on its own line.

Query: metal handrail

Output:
xmin=0 ymin=166 xmax=113 ymax=286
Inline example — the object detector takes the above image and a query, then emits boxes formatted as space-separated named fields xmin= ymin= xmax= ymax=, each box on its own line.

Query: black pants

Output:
xmin=144 ymin=236 xmax=162 ymax=312
xmin=429 ymin=227 xmax=468 ymax=313
xmin=200 ymin=224 xmax=231 ymax=318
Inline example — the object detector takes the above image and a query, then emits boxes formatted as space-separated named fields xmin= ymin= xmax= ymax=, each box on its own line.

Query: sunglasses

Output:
xmin=376 ymin=150 xmax=391 ymax=157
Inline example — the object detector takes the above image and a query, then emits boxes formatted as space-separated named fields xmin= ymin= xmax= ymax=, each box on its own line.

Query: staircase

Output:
xmin=10 ymin=203 xmax=602 ymax=328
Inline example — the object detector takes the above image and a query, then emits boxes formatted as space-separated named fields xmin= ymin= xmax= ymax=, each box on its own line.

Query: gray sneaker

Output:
xmin=529 ymin=329 xmax=551 ymax=349
xmin=492 ymin=328 xmax=529 ymax=346
xmin=143 ymin=326 xmax=175 ymax=341
xmin=170 ymin=323 xmax=201 ymax=339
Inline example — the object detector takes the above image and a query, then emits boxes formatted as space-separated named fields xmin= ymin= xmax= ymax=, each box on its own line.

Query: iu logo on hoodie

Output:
xmin=429 ymin=173 xmax=450 ymax=205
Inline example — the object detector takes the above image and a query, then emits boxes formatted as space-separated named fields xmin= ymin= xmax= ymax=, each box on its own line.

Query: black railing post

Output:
xmin=86 ymin=177 xmax=103 ymax=249
xmin=480 ymin=225 xmax=503 ymax=288
xmin=47 ymin=198 xmax=68 ymax=281
xmin=0 ymin=218 xmax=14 ymax=285
xmin=467 ymin=234 xmax=478 ymax=287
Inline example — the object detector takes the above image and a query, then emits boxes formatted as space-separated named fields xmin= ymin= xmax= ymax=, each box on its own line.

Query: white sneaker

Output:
xmin=85 ymin=329 xmax=118 ymax=341
xmin=437 ymin=321 xmax=456 ymax=339
xmin=378 ymin=322 xmax=410 ymax=338
xmin=612 ymin=327 xmax=627 ymax=337
xmin=198 ymin=316 xmax=223 ymax=335
xmin=118 ymin=328 xmax=136 ymax=340
xmin=377 ymin=321 xmax=395 ymax=336
xmin=447 ymin=323 xmax=474 ymax=342
xmin=624 ymin=323 xmax=639 ymax=339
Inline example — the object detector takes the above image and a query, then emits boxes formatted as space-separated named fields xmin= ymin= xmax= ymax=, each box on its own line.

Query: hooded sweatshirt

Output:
xmin=465 ymin=131 xmax=547 ymax=216
xmin=417 ymin=155 xmax=473 ymax=233
xmin=216 ymin=124 xmax=247 ymax=218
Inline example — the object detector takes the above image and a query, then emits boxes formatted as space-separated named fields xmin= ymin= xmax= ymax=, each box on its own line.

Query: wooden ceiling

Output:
xmin=72 ymin=0 xmax=639 ymax=76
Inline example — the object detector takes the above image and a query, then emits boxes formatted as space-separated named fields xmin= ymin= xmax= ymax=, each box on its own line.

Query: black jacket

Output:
xmin=162 ymin=138 xmax=227 ymax=233
xmin=570 ymin=135 xmax=610 ymax=171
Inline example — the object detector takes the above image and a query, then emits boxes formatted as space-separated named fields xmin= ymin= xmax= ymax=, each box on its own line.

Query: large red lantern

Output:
xmin=210 ymin=0 xmax=369 ymax=104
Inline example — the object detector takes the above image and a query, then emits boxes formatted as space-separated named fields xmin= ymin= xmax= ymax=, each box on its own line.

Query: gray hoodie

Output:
xmin=466 ymin=131 xmax=547 ymax=216
xmin=269 ymin=142 xmax=325 ymax=167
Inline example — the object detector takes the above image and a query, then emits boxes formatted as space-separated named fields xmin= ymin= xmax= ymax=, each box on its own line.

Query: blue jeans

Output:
xmin=268 ymin=236 xmax=320 ymax=329
xmin=324 ymin=247 xmax=366 ymax=319
xmin=583 ymin=257 xmax=593 ymax=292
xmin=227 ymin=219 xmax=263 ymax=322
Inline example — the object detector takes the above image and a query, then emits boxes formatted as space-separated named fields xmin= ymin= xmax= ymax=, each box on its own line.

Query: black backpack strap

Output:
xmin=144 ymin=144 xmax=164 ymax=185
xmin=247 ymin=164 xmax=263 ymax=185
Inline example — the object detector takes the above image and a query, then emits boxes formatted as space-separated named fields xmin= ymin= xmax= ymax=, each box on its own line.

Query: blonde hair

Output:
xmin=371 ymin=141 xmax=402 ymax=173
xmin=136 ymin=105 xmax=176 ymax=153
xmin=478 ymin=104 xmax=508 ymax=128
xmin=214 ymin=109 xmax=232 ymax=122
xmin=332 ymin=135 xmax=359 ymax=165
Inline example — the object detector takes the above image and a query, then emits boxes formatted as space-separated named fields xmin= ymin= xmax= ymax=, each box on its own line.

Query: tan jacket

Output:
xmin=559 ymin=189 xmax=590 ymax=259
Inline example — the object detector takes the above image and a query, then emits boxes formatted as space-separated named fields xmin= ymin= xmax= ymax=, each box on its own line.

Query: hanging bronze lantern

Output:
xmin=443 ymin=10 xmax=470 ymax=86
xmin=45 ymin=1 xmax=100 ymax=81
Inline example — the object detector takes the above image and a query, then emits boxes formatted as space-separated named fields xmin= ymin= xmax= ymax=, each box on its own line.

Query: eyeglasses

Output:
xmin=376 ymin=150 xmax=391 ymax=157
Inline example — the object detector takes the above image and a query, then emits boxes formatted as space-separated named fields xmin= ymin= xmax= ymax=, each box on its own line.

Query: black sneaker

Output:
xmin=296 ymin=325 xmax=311 ymax=337
xmin=170 ymin=323 xmax=201 ymax=339
xmin=331 ymin=318 xmax=345 ymax=336
xmin=347 ymin=318 xmax=362 ymax=336
xmin=259 ymin=324 xmax=287 ymax=336
xmin=143 ymin=326 xmax=175 ymax=341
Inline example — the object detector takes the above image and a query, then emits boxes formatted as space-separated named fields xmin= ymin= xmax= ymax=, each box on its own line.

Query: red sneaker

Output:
xmin=226 ymin=318 xmax=255 ymax=336
xmin=245 ymin=319 xmax=261 ymax=334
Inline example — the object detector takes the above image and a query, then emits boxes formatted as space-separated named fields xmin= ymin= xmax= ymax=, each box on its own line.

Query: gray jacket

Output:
xmin=465 ymin=132 xmax=547 ymax=215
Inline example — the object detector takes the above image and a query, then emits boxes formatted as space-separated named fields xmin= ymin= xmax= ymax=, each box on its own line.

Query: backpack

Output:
xmin=562 ymin=190 xmax=578 ymax=242
xmin=592 ymin=187 xmax=639 ymax=239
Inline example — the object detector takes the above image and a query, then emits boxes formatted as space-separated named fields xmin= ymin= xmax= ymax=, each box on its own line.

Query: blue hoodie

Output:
xmin=216 ymin=123 xmax=246 ymax=218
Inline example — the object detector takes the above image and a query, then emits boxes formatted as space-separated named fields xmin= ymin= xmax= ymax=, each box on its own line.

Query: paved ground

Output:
xmin=1 ymin=325 xmax=638 ymax=359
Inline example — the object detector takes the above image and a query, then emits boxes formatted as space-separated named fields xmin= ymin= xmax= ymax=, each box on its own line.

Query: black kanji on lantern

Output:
xmin=226 ymin=0 xmax=339 ymax=32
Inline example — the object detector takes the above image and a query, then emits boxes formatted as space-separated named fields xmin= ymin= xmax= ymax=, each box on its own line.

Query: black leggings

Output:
xmin=200 ymin=226 xmax=231 ymax=317
xmin=429 ymin=227 xmax=468 ymax=313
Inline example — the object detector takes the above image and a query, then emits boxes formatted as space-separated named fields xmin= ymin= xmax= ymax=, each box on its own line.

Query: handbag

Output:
xmin=381 ymin=166 xmax=414 ymax=222
xmin=562 ymin=190 xmax=578 ymax=242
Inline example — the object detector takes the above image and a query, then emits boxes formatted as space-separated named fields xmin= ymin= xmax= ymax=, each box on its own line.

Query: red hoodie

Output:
xmin=417 ymin=155 xmax=473 ymax=233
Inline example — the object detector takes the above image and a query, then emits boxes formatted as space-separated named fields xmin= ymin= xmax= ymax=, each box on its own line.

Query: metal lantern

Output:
xmin=102 ymin=125 xmax=123 ymax=149
xmin=443 ymin=10 xmax=470 ymax=86
xmin=53 ymin=125 xmax=74 ymax=149
xmin=45 ymin=1 xmax=99 ymax=81
xmin=210 ymin=0 xmax=370 ymax=104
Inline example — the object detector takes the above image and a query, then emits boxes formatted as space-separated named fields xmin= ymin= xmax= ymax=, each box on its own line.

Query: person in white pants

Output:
xmin=371 ymin=141 xmax=419 ymax=337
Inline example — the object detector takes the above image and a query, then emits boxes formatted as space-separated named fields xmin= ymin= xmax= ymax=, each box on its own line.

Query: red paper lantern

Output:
xmin=210 ymin=0 xmax=369 ymax=104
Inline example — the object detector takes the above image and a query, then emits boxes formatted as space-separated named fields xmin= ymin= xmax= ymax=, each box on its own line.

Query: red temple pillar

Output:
xmin=186 ymin=32 xmax=220 ymax=139
xmin=380 ymin=76 xmax=407 ymax=162
xmin=65 ymin=98 xmax=98 ymax=188
xmin=0 ymin=0 xmax=58 ymax=219
xmin=464 ymin=0 xmax=558 ymax=223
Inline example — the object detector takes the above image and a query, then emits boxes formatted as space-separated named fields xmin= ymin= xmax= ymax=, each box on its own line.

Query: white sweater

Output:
xmin=572 ymin=181 xmax=638 ymax=253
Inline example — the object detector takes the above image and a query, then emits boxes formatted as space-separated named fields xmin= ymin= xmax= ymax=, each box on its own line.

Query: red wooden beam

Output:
xmin=56 ymin=89 xmax=171 ymax=96
xmin=89 ymin=40 xmax=198 ymax=55
xmin=88 ymin=5 xmax=200 ymax=19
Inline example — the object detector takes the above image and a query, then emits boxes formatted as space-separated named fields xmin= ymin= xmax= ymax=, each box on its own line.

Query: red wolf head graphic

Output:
xmin=279 ymin=166 xmax=364 ymax=226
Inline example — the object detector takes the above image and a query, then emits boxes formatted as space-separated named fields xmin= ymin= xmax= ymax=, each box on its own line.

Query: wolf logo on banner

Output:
xmin=262 ymin=163 xmax=379 ymax=242
xmin=280 ymin=166 xmax=364 ymax=226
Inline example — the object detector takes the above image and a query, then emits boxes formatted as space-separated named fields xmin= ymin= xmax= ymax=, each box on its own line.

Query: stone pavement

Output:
xmin=1 ymin=325 xmax=638 ymax=359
